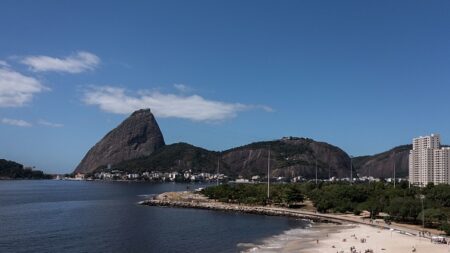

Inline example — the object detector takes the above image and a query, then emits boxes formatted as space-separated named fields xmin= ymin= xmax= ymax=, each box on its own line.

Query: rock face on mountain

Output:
xmin=222 ymin=137 xmax=351 ymax=178
xmin=113 ymin=137 xmax=352 ymax=179
xmin=353 ymin=145 xmax=411 ymax=178
xmin=74 ymin=108 xmax=416 ymax=179
xmin=74 ymin=109 xmax=165 ymax=174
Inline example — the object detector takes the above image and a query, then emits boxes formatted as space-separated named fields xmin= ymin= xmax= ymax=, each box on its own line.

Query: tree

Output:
xmin=418 ymin=208 xmax=447 ymax=227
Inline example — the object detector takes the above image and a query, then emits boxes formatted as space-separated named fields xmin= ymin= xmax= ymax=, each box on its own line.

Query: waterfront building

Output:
xmin=434 ymin=147 xmax=450 ymax=184
xmin=409 ymin=134 xmax=450 ymax=186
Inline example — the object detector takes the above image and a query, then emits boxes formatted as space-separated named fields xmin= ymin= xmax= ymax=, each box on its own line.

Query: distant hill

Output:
xmin=222 ymin=137 xmax=351 ymax=178
xmin=353 ymin=145 xmax=412 ymax=178
xmin=0 ymin=159 xmax=51 ymax=179
xmin=104 ymin=137 xmax=352 ymax=179
xmin=75 ymin=109 xmax=423 ymax=180
xmin=109 ymin=142 xmax=221 ymax=174
xmin=74 ymin=109 xmax=165 ymax=174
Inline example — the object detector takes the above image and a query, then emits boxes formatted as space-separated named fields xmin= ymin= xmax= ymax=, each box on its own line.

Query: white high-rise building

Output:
xmin=434 ymin=148 xmax=450 ymax=184
xmin=409 ymin=134 xmax=450 ymax=186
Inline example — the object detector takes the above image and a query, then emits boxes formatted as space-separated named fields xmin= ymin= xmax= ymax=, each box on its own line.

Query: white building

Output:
xmin=434 ymin=147 xmax=450 ymax=184
xmin=409 ymin=134 xmax=450 ymax=186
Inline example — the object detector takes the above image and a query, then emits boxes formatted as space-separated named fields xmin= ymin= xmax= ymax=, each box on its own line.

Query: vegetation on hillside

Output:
xmin=105 ymin=142 xmax=221 ymax=173
xmin=225 ymin=138 xmax=313 ymax=157
xmin=0 ymin=159 xmax=51 ymax=179
xmin=106 ymin=137 xmax=350 ymax=179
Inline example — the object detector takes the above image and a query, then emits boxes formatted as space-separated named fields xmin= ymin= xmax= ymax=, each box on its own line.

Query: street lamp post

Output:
xmin=267 ymin=147 xmax=270 ymax=200
xmin=393 ymin=151 xmax=396 ymax=189
xmin=315 ymin=159 xmax=318 ymax=185
xmin=420 ymin=194 xmax=425 ymax=234
xmin=393 ymin=161 xmax=396 ymax=189
xmin=350 ymin=155 xmax=353 ymax=185
xmin=216 ymin=156 xmax=220 ymax=186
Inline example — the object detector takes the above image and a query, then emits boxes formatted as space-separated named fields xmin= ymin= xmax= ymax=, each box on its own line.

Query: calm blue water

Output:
xmin=0 ymin=180 xmax=308 ymax=253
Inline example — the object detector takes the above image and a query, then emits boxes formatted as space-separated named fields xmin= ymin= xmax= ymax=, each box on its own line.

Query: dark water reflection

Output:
xmin=0 ymin=180 xmax=307 ymax=253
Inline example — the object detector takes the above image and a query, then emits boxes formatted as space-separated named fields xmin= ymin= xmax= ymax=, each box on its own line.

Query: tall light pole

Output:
xmin=420 ymin=194 xmax=425 ymax=233
xmin=393 ymin=161 xmax=396 ymax=189
xmin=267 ymin=147 xmax=271 ymax=199
xmin=393 ymin=151 xmax=396 ymax=189
xmin=350 ymin=155 xmax=353 ymax=185
xmin=315 ymin=159 xmax=318 ymax=185
xmin=216 ymin=156 xmax=220 ymax=186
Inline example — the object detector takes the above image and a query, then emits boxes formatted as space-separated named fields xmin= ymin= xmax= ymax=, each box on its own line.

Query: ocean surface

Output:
xmin=0 ymin=180 xmax=310 ymax=253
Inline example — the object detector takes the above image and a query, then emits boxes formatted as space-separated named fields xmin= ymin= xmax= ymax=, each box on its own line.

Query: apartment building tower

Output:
xmin=409 ymin=134 xmax=450 ymax=186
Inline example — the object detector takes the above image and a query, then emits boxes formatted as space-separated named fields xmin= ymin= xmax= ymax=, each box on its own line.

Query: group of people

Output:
xmin=334 ymin=247 xmax=373 ymax=253
xmin=330 ymin=234 xmax=374 ymax=253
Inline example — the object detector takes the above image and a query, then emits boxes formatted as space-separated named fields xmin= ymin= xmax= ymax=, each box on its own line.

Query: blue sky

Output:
xmin=1 ymin=1 xmax=450 ymax=174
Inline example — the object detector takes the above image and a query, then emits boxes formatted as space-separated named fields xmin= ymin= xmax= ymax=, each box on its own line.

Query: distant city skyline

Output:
xmin=1 ymin=1 xmax=450 ymax=173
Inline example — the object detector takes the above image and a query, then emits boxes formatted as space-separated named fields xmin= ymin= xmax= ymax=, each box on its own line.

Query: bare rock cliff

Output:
xmin=74 ymin=109 xmax=165 ymax=174
xmin=353 ymin=145 xmax=411 ymax=178
xmin=222 ymin=137 xmax=351 ymax=178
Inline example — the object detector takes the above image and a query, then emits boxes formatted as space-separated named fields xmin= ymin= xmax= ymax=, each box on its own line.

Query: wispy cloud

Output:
xmin=38 ymin=119 xmax=64 ymax=128
xmin=0 ymin=65 xmax=47 ymax=107
xmin=83 ymin=86 xmax=272 ymax=122
xmin=1 ymin=118 xmax=32 ymax=127
xmin=0 ymin=60 xmax=9 ymax=67
xmin=173 ymin=84 xmax=191 ymax=93
xmin=21 ymin=51 xmax=100 ymax=73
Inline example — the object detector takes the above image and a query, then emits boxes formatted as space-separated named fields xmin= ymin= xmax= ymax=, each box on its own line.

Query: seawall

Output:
xmin=139 ymin=198 xmax=340 ymax=223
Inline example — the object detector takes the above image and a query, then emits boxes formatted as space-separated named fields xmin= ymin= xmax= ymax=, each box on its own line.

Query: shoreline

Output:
xmin=299 ymin=223 xmax=449 ymax=253
xmin=141 ymin=191 xmax=450 ymax=252
xmin=140 ymin=191 xmax=447 ymax=237
xmin=139 ymin=196 xmax=340 ymax=224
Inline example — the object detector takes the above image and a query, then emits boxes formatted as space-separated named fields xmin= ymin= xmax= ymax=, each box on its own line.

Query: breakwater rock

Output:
xmin=139 ymin=192 xmax=340 ymax=223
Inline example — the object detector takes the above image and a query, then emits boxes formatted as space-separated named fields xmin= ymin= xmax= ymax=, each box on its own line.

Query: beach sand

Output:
xmin=300 ymin=223 xmax=449 ymax=253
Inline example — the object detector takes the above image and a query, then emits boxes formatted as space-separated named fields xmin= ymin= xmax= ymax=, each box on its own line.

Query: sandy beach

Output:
xmin=299 ymin=223 xmax=449 ymax=253
xmin=242 ymin=223 xmax=449 ymax=253
xmin=144 ymin=192 xmax=450 ymax=253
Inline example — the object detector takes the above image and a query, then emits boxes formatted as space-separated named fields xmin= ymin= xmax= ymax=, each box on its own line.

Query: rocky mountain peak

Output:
xmin=131 ymin=108 xmax=152 ymax=116
xmin=74 ymin=109 xmax=165 ymax=174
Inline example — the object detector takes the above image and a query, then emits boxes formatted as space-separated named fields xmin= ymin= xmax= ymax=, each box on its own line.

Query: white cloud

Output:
xmin=0 ymin=60 xmax=9 ymax=67
xmin=83 ymin=86 xmax=272 ymax=121
xmin=38 ymin=120 xmax=64 ymax=128
xmin=1 ymin=118 xmax=32 ymax=127
xmin=173 ymin=84 xmax=191 ymax=93
xmin=0 ymin=66 xmax=47 ymax=107
xmin=21 ymin=51 xmax=100 ymax=73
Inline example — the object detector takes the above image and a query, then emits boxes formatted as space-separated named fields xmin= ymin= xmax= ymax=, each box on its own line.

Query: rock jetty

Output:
xmin=139 ymin=191 xmax=340 ymax=223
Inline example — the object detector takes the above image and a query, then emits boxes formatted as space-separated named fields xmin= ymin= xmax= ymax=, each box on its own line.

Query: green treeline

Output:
xmin=202 ymin=184 xmax=304 ymax=206
xmin=203 ymin=181 xmax=450 ymax=235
